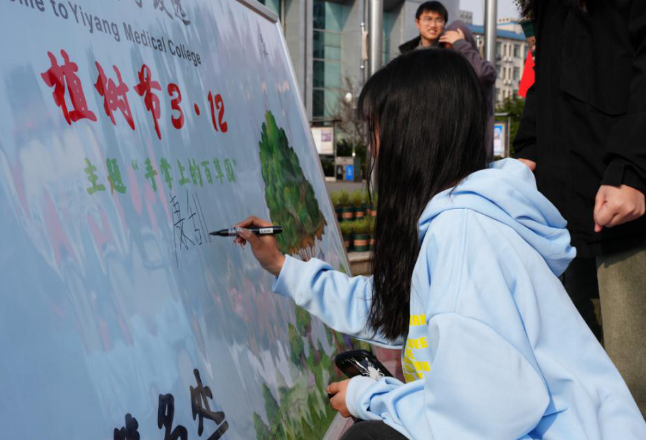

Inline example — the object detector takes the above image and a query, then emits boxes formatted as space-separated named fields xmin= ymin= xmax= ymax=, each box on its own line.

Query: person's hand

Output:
xmin=517 ymin=158 xmax=537 ymax=172
xmin=327 ymin=380 xmax=352 ymax=418
xmin=594 ymin=185 xmax=646 ymax=232
xmin=439 ymin=28 xmax=465 ymax=46
xmin=234 ymin=216 xmax=286 ymax=276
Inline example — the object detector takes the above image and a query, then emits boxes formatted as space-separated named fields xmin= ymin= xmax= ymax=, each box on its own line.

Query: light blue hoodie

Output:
xmin=272 ymin=159 xmax=646 ymax=439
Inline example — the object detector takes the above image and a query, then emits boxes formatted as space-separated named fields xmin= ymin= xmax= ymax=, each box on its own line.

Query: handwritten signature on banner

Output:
xmin=83 ymin=155 xmax=235 ymax=266
xmin=171 ymin=190 xmax=211 ymax=267
xmin=41 ymin=49 xmax=228 ymax=140
xmin=113 ymin=369 xmax=229 ymax=440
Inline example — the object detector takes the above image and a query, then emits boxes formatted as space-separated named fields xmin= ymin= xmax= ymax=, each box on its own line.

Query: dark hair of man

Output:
xmin=415 ymin=1 xmax=448 ymax=21
xmin=357 ymin=49 xmax=487 ymax=340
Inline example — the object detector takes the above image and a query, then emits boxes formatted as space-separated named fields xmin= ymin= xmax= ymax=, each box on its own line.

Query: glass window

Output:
xmin=383 ymin=11 xmax=396 ymax=64
xmin=313 ymin=30 xmax=342 ymax=60
xmin=313 ymin=60 xmax=342 ymax=89
xmin=514 ymin=44 xmax=521 ymax=58
xmin=313 ymin=89 xmax=342 ymax=119
xmin=258 ymin=0 xmax=281 ymax=18
xmin=513 ymin=67 xmax=520 ymax=81
xmin=312 ymin=0 xmax=347 ymax=120
xmin=313 ymin=1 xmax=346 ymax=32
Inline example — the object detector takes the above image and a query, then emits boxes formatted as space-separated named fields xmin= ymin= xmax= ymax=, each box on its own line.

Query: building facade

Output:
xmin=258 ymin=0 xmax=459 ymax=124
xmin=468 ymin=20 xmax=528 ymax=106
xmin=459 ymin=9 xmax=473 ymax=25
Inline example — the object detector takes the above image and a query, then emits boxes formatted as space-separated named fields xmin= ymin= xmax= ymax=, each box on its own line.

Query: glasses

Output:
xmin=419 ymin=16 xmax=445 ymax=25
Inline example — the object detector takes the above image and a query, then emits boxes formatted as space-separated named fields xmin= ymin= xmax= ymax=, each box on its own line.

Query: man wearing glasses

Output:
xmin=399 ymin=1 xmax=448 ymax=53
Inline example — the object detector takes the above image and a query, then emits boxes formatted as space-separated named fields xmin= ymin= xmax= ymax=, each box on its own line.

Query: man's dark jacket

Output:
xmin=399 ymin=36 xmax=422 ymax=54
xmin=514 ymin=0 xmax=646 ymax=257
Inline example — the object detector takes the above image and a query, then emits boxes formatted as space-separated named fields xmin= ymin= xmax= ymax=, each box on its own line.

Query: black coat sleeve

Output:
xmin=601 ymin=0 xmax=646 ymax=195
xmin=513 ymin=83 xmax=537 ymax=161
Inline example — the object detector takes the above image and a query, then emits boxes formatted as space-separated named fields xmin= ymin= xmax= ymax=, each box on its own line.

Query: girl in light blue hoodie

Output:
xmin=234 ymin=49 xmax=646 ymax=439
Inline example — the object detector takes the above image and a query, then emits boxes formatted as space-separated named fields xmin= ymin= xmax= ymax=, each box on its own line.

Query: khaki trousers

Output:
xmin=598 ymin=244 xmax=646 ymax=418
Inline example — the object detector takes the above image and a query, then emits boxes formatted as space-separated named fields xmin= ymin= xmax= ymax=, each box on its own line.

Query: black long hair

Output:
xmin=358 ymin=49 xmax=487 ymax=340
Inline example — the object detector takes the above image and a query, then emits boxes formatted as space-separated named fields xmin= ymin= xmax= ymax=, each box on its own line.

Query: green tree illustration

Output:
xmin=259 ymin=111 xmax=327 ymax=259
xmin=288 ymin=323 xmax=306 ymax=367
xmin=295 ymin=306 xmax=320 ymax=364
xmin=253 ymin=413 xmax=271 ymax=439
xmin=262 ymin=383 xmax=281 ymax=427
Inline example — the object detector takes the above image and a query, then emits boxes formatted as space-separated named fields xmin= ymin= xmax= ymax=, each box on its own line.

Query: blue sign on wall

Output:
xmin=345 ymin=164 xmax=354 ymax=181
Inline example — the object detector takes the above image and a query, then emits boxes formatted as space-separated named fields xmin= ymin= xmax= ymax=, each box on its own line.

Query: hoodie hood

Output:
xmin=418 ymin=159 xmax=576 ymax=276
xmin=445 ymin=20 xmax=478 ymax=51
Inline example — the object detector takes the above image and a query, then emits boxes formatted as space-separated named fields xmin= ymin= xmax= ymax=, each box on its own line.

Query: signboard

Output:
xmin=0 ymin=0 xmax=352 ymax=439
xmin=345 ymin=165 xmax=354 ymax=182
xmin=493 ymin=122 xmax=507 ymax=157
xmin=311 ymin=126 xmax=335 ymax=155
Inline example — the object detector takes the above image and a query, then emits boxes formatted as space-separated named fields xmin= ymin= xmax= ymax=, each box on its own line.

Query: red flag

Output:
xmin=519 ymin=49 xmax=535 ymax=98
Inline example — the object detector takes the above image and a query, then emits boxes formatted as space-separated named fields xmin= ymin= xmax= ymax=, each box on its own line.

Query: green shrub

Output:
xmin=339 ymin=190 xmax=350 ymax=207
xmin=330 ymin=191 xmax=342 ymax=207
xmin=340 ymin=221 xmax=353 ymax=236
xmin=366 ymin=216 xmax=375 ymax=233
xmin=363 ymin=190 xmax=371 ymax=205
xmin=353 ymin=219 xmax=368 ymax=235
xmin=351 ymin=190 xmax=364 ymax=208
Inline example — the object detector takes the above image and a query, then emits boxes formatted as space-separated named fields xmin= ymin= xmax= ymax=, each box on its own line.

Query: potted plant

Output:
xmin=351 ymin=190 xmax=365 ymax=219
xmin=331 ymin=191 xmax=343 ymax=221
xmin=339 ymin=190 xmax=353 ymax=222
xmin=340 ymin=220 xmax=353 ymax=251
xmin=370 ymin=193 xmax=378 ymax=217
xmin=367 ymin=216 xmax=376 ymax=250
xmin=362 ymin=190 xmax=371 ymax=216
xmin=352 ymin=219 xmax=370 ymax=252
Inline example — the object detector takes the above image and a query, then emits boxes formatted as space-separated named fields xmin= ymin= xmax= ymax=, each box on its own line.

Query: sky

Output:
xmin=459 ymin=0 xmax=521 ymax=25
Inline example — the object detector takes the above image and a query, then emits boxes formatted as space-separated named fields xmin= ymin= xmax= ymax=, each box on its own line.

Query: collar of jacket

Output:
xmin=399 ymin=36 xmax=422 ymax=54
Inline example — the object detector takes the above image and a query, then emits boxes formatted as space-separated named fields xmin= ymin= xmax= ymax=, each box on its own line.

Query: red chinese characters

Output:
xmin=41 ymin=49 xmax=228 ymax=140
xmin=41 ymin=50 xmax=97 ymax=125
xmin=168 ymin=83 xmax=185 ymax=130
xmin=134 ymin=64 xmax=162 ymax=139
xmin=95 ymin=62 xmax=135 ymax=130
xmin=208 ymin=91 xmax=228 ymax=133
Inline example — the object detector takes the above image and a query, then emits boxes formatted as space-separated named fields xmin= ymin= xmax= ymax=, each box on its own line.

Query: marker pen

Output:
xmin=209 ymin=226 xmax=283 ymax=237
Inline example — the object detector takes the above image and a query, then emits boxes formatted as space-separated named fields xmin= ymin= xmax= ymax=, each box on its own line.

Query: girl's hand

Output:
xmin=234 ymin=216 xmax=285 ymax=276
xmin=327 ymin=379 xmax=352 ymax=418
xmin=518 ymin=158 xmax=537 ymax=172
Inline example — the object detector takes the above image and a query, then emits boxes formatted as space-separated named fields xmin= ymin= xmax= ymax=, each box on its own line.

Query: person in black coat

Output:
xmin=514 ymin=0 xmax=646 ymax=416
